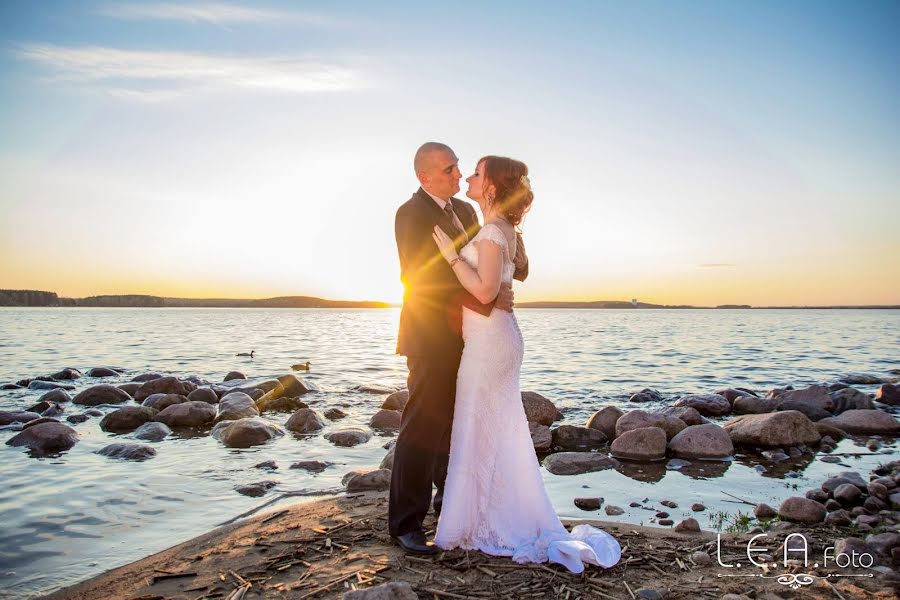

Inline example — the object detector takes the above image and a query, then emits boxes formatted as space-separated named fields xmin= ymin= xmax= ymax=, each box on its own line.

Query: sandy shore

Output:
xmin=41 ymin=491 xmax=898 ymax=600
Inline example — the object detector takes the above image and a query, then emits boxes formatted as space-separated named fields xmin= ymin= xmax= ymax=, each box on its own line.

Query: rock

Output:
xmin=22 ymin=417 xmax=60 ymax=429
xmin=224 ymin=371 xmax=246 ymax=382
xmin=26 ymin=400 xmax=53 ymax=414
xmin=833 ymin=483 xmax=863 ymax=505
xmin=276 ymin=374 xmax=315 ymax=397
xmin=1 ymin=383 xmax=22 ymax=390
xmin=142 ymin=393 xmax=189 ymax=411
xmin=84 ymin=409 xmax=103 ymax=417
xmin=380 ymin=446 xmax=396 ymax=470
xmin=342 ymin=580 xmax=417 ymax=600
xmin=841 ymin=374 xmax=883 ymax=385
xmin=100 ymin=406 xmax=158 ymax=433
xmin=673 ymin=394 xmax=731 ymax=417
xmin=521 ymin=391 xmax=563 ymax=425
xmin=825 ymin=510 xmax=852 ymax=526
xmin=574 ymin=497 xmax=604 ymax=511
xmin=691 ymin=503 xmax=706 ymax=511
xmin=216 ymin=392 xmax=259 ymax=422
xmin=761 ymin=450 xmax=788 ymax=462
xmin=154 ymin=401 xmax=217 ymax=428
xmin=868 ymin=481 xmax=888 ymax=500
xmin=28 ymin=380 xmax=74 ymax=391
xmin=235 ymin=481 xmax=278 ymax=497
xmin=343 ymin=469 xmax=392 ymax=492
xmin=585 ymin=406 xmax=623 ymax=439
xmin=732 ymin=396 xmax=777 ymax=414
xmin=212 ymin=418 xmax=284 ymax=448
xmin=778 ymin=496 xmax=826 ymax=523
xmin=529 ymin=422 xmax=552 ymax=451
xmin=66 ymin=414 xmax=89 ymax=424
xmin=40 ymin=404 xmax=64 ymax=419
xmin=628 ymin=388 xmax=663 ymax=403
xmin=715 ymin=388 xmax=754 ymax=403
xmin=615 ymin=410 xmax=685 ymax=440
xmin=324 ymin=408 xmax=348 ymax=420
xmin=667 ymin=423 xmax=733 ymax=459
xmin=38 ymin=389 xmax=72 ymax=404
xmin=674 ymin=518 xmax=700 ymax=533
xmin=5 ymin=422 xmax=78 ymax=456
xmin=133 ymin=421 xmax=171 ymax=442
xmin=551 ymin=425 xmax=607 ymax=451
xmin=723 ymin=411 xmax=820 ymax=447
xmin=285 ymin=408 xmax=326 ymax=433
xmin=134 ymin=376 xmax=197 ymax=403
xmin=815 ymin=421 xmax=845 ymax=441
xmin=865 ymin=532 xmax=900 ymax=560
xmin=291 ymin=460 xmax=333 ymax=473
xmin=819 ymin=409 xmax=900 ymax=434
xmin=97 ymin=443 xmax=157 ymax=461
xmin=655 ymin=406 xmax=706 ymax=426
xmin=73 ymin=384 xmax=132 ymax=406
xmin=187 ymin=388 xmax=219 ymax=405
xmin=542 ymin=452 xmax=620 ymax=475
xmin=773 ymin=384 xmax=834 ymax=413
xmin=87 ymin=367 xmax=119 ymax=377
xmin=605 ymin=505 xmax=624 ymax=516
xmin=610 ymin=427 xmax=667 ymax=461
xmin=633 ymin=589 xmax=663 ymax=600
xmin=131 ymin=373 xmax=163 ymax=382
xmin=50 ymin=368 xmax=81 ymax=380
xmin=370 ymin=409 xmax=402 ymax=430
xmin=254 ymin=460 xmax=278 ymax=470
xmin=261 ymin=396 xmax=308 ymax=413
xmin=875 ymin=383 xmax=900 ymax=406
xmin=777 ymin=400 xmax=831 ymax=422
xmin=382 ymin=390 xmax=409 ymax=411
xmin=326 ymin=428 xmax=372 ymax=447
xmin=691 ymin=551 xmax=712 ymax=566
xmin=117 ymin=383 xmax=142 ymax=397
xmin=806 ymin=489 xmax=828 ymax=503
xmin=660 ymin=499 xmax=677 ymax=508
xmin=0 ymin=411 xmax=41 ymax=426
xmin=831 ymin=388 xmax=874 ymax=414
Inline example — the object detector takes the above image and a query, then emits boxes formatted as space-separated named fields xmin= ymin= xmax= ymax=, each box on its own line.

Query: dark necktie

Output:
xmin=443 ymin=202 xmax=465 ymax=242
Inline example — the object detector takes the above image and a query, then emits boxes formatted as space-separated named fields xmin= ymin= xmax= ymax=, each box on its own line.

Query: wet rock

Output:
xmin=382 ymin=390 xmax=409 ymax=411
xmin=261 ymin=396 xmax=308 ymax=413
xmin=154 ymin=401 xmax=216 ymax=428
xmin=235 ymin=481 xmax=278 ymax=497
xmin=326 ymin=428 xmax=372 ymax=447
xmin=25 ymin=400 xmax=52 ymax=414
xmin=574 ymin=497 xmax=603 ymax=511
xmin=806 ymin=489 xmax=828 ymax=503
xmin=831 ymin=388 xmax=874 ymax=414
xmin=660 ymin=499 xmax=677 ymax=508
xmin=868 ymin=481 xmax=888 ymax=500
xmin=50 ymin=368 xmax=82 ymax=380
xmin=324 ymin=408 xmax=348 ymax=420
xmin=254 ymin=460 xmax=278 ymax=470
xmin=97 ymin=443 xmax=157 ymax=461
xmin=875 ymin=383 xmax=900 ymax=406
xmin=224 ymin=371 xmax=246 ymax=382
xmin=551 ymin=425 xmax=607 ymax=451
xmin=674 ymin=518 xmax=700 ymax=532
xmin=778 ymin=496 xmax=826 ymax=523
xmin=628 ymin=388 xmax=663 ymax=403
xmin=28 ymin=380 xmax=74 ymax=391
xmin=604 ymin=505 xmax=624 ymax=516
xmin=212 ymin=418 xmax=284 ymax=448
xmin=0 ymin=411 xmax=41 ymax=425
xmin=343 ymin=469 xmax=392 ymax=492
xmin=833 ymin=483 xmax=863 ymax=505
xmin=585 ymin=406 xmax=623 ymax=439
xmin=615 ymin=410 xmax=685 ymax=441
xmin=142 ymin=393 xmax=189 ymax=411
xmin=521 ymin=391 xmax=563 ymax=425
xmin=731 ymin=396 xmax=777 ymax=414
xmin=841 ymin=374 xmax=883 ymax=385
xmin=380 ymin=446 xmax=396 ymax=470
xmin=0 ymin=383 xmax=22 ymax=390
xmin=754 ymin=503 xmax=777 ymax=519
xmin=715 ymin=388 xmax=753 ymax=403
xmin=610 ymin=427 xmax=667 ymax=461
xmin=777 ymin=400 xmax=831 ymax=422
xmin=529 ymin=422 xmax=552 ymax=451
xmin=100 ymin=406 xmax=159 ymax=433
xmin=285 ymin=408 xmax=326 ymax=433
xmin=825 ymin=510 xmax=852 ymax=526
xmin=723 ymin=411 xmax=820 ymax=447
xmin=819 ymin=409 xmax=900 ymax=434
xmin=73 ymin=384 xmax=132 ymax=406
xmin=772 ymin=384 xmax=834 ymax=413
xmin=634 ymin=589 xmax=663 ymax=600
xmin=370 ymin=409 xmax=402 ymax=430
xmin=667 ymin=423 xmax=733 ymax=459
xmin=134 ymin=376 xmax=197 ymax=403
xmin=84 ymin=409 xmax=103 ymax=417
xmin=133 ymin=421 xmax=171 ymax=442
xmin=655 ymin=406 xmax=706 ymax=426
xmin=815 ymin=421 xmax=845 ymax=441
xmin=6 ymin=422 xmax=78 ymax=456
xmin=342 ymin=580 xmax=417 ymax=600
xmin=276 ymin=373 xmax=316 ymax=398
xmin=187 ymin=388 xmax=219 ymax=405
xmin=87 ymin=367 xmax=119 ymax=377
xmin=117 ymin=383 xmax=141 ymax=397
xmin=131 ymin=373 xmax=163 ymax=383
xmin=691 ymin=503 xmax=705 ymax=511
xmin=66 ymin=414 xmax=89 ymax=424
xmin=216 ymin=392 xmax=259 ymax=422
xmin=23 ymin=417 xmax=60 ymax=429
xmin=38 ymin=389 xmax=72 ymax=404
xmin=542 ymin=452 xmax=620 ymax=475
xmin=673 ymin=394 xmax=731 ymax=417
xmin=291 ymin=460 xmax=333 ymax=473
xmin=761 ymin=450 xmax=789 ymax=462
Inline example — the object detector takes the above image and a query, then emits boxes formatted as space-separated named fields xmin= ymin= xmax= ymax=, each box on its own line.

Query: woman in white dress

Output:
xmin=430 ymin=156 xmax=621 ymax=574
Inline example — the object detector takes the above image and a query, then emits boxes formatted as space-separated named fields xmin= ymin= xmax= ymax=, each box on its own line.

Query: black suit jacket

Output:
xmin=395 ymin=187 xmax=528 ymax=357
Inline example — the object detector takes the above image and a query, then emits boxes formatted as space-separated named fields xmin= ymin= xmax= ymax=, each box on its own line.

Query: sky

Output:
xmin=1 ymin=0 xmax=898 ymax=306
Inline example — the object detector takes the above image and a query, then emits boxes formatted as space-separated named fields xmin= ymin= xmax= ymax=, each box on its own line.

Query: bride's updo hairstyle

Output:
xmin=480 ymin=155 xmax=533 ymax=228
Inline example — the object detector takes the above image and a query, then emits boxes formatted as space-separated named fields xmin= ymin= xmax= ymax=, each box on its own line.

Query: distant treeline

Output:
xmin=0 ymin=290 xmax=390 ymax=308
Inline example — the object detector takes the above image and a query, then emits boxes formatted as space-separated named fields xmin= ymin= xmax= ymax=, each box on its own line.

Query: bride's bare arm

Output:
xmin=432 ymin=227 xmax=503 ymax=305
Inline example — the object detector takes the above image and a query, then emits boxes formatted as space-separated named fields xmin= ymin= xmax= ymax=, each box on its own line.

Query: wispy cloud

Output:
xmin=698 ymin=263 xmax=735 ymax=268
xmin=16 ymin=44 xmax=363 ymax=99
xmin=98 ymin=2 xmax=329 ymax=26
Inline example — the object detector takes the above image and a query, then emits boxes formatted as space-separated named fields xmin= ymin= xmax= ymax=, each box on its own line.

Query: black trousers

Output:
xmin=388 ymin=352 xmax=462 ymax=536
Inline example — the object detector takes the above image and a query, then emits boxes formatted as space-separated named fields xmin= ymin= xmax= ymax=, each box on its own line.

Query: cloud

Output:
xmin=698 ymin=263 xmax=735 ymax=268
xmin=98 ymin=2 xmax=328 ymax=26
xmin=16 ymin=44 xmax=363 ymax=98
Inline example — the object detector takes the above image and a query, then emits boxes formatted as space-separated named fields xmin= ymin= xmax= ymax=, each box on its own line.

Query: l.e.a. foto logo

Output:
xmin=715 ymin=532 xmax=875 ymax=589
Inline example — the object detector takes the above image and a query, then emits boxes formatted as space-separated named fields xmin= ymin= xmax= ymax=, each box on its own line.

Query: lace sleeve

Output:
xmin=477 ymin=223 xmax=513 ymax=264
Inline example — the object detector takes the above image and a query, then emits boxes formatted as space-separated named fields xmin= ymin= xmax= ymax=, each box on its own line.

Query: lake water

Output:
xmin=0 ymin=307 xmax=898 ymax=598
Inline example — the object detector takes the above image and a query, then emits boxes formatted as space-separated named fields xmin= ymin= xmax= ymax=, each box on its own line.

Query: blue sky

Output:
xmin=1 ymin=1 xmax=898 ymax=305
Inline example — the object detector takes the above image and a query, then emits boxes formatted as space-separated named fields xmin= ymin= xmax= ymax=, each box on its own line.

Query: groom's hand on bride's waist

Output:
xmin=495 ymin=282 xmax=514 ymax=313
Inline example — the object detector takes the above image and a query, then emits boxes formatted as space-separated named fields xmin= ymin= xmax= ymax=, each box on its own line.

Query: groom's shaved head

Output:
xmin=414 ymin=142 xmax=455 ymax=173
xmin=414 ymin=142 xmax=461 ymax=200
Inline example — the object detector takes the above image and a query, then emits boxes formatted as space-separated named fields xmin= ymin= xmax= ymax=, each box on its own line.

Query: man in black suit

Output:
xmin=389 ymin=142 xmax=529 ymax=554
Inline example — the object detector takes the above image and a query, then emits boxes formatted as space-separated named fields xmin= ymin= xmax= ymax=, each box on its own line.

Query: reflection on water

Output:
xmin=0 ymin=307 xmax=898 ymax=597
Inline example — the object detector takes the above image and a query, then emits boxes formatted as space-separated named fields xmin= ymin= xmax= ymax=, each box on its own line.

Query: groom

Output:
xmin=389 ymin=142 xmax=529 ymax=554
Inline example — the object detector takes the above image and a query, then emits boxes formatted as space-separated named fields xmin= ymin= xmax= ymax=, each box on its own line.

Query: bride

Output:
xmin=430 ymin=155 xmax=621 ymax=574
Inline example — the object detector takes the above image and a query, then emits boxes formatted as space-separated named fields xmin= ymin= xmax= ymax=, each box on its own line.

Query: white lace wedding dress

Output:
xmin=434 ymin=223 xmax=621 ymax=574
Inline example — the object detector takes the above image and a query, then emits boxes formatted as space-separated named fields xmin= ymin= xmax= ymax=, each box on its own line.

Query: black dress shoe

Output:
xmin=391 ymin=530 xmax=438 ymax=555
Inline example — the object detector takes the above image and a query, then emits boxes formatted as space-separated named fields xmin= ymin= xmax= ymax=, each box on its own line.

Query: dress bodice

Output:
xmin=459 ymin=222 xmax=516 ymax=284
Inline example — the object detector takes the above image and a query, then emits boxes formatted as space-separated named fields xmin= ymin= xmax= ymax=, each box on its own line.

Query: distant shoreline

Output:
xmin=1 ymin=289 xmax=898 ymax=310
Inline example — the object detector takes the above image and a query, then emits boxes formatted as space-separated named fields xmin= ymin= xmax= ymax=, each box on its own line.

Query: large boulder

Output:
xmin=522 ymin=391 xmax=563 ymax=425
xmin=73 ymin=384 xmax=131 ymax=406
xmin=655 ymin=406 xmax=706 ymax=426
xmin=87 ymin=367 xmax=119 ymax=377
xmin=211 ymin=418 xmax=284 ymax=448
xmin=285 ymin=408 xmax=326 ymax=433
xmin=134 ymin=376 xmax=197 ymax=403
xmin=224 ymin=371 xmax=246 ymax=382
xmin=830 ymin=388 xmax=874 ymax=414
xmin=216 ymin=392 xmax=259 ymax=422
xmin=261 ymin=396 xmax=308 ymax=413
xmin=131 ymin=373 xmax=164 ymax=383
xmin=382 ymin=390 xmax=409 ymax=411
xmin=777 ymin=399 xmax=832 ymax=422
xmin=732 ymin=396 xmax=778 ymax=415
xmin=380 ymin=446 xmax=396 ymax=470
xmin=542 ymin=452 xmax=620 ymax=475
xmin=141 ymin=393 xmax=188 ymax=411
xmin=529 ymin=422 xmax=552 ymax=451
xmin=6 ymin=422 xmax=78 ymax=456
xmin=818 ymin=410 xmax=900 ymax=435
xmin=370 ymin=409 xmax=402 ymax=430
xmin=50 ymin=368 xmax=82 ymax=380
xmin=154 ymin=401 xmax=216 ymax=428
xmin=875 ymin=383 xmax=900 ymax=406
xmin=0 ymin=411 xmax=41 ymax=426
xmin=28 ymin=380 xmax=74 ymax=391
xmin=117 ymin=383 xmax=142 ymax=397
xmin=342 ymin=469 xmax=392 ymax=492
xmin=550 ymin=425 xmax=607 ymax=451
xmin=585 ymin=406 xmax=623 ymax=440
xmin=326 ymin=428 xmax=372 ymax=447
xmin=722 ymin=411 xmax=820 ymax=447
xmin=615 ymin=410 xmax=686 ymax=440
xmin=276 ymin=373 xmax=315 ymax=397
xmin=668 ymin=424 xmax=733 ymax=459
xmin=673 ymin=394 xmax=731 ymax=417
xmin=100 ymin=406 xmax=158 ymax=433
xmin=97 ymin=443 xmax=157 ymax=461
xmin=133 ymin=421 xmax=171 ymax=442
xmin=187 ymin=388 xmax=219 ymax=405
xmin=39 ymin=389 xmax=72 ymax=404
xmin=778 ymin=497 xmax=826 ymax=524
xmin=772 ymin=384 xmax=833 ymax=413
xmin=610 ymin=427 xmax=667 ymax=461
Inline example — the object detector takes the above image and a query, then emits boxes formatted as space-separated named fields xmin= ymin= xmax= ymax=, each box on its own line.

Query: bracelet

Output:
xmin=448 ymin=257 xmax=462 ymax=267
